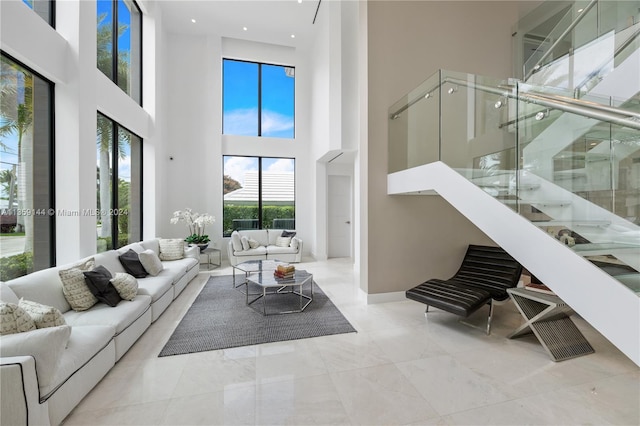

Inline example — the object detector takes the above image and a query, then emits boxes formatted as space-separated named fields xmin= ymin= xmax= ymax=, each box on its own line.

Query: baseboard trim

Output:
xmin=360 ymin=289 xmax=406 ymax=305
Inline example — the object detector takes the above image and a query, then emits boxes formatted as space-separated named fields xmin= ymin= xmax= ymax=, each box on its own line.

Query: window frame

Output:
xmin=96 ymin=112 xmax=143 ymax=250
xmin=22 ymin=0 xmax=55 ymax=27
xmin=222 ymin=58 xmax=296 ymax=138
xmin=222 ymin=155 xmax=296 ymax=237
xmin=97 ymin=0 xmax=143 ymax=105
xmin=0 ymin=50 xmax=56 ymax=271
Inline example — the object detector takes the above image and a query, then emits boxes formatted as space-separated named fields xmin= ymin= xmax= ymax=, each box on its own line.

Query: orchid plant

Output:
xmin=170 ymin=208 xmax=215 ymax=244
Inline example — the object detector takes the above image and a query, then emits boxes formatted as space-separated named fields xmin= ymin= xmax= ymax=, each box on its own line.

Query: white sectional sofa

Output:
xmin=0 ymin=238 xmax=200 ymax=426
xmin=227 ymin=229 xmax=303 ymax=266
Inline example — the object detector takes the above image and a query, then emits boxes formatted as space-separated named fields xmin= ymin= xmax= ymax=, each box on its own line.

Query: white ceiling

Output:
xmin=157 ymin=0 xmax=321 ymax=47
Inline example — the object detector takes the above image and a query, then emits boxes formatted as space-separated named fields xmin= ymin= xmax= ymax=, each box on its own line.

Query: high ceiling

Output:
xmin=157 ymin=0 xmax=321 ymax=47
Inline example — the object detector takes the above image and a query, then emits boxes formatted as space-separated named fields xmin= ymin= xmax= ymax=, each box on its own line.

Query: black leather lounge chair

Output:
xmin=406 ymin=245 xmax=522 ymax=334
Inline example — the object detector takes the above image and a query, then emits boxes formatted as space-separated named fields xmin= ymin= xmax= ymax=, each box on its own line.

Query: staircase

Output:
xmin=386 ymin=0 xmax=640 ymax=364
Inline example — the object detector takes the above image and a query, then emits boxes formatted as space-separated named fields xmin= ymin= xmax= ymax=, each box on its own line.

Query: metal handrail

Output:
xmin=390 ymin=73 xmax=640 ymax=131
xmin=524 ymin=0 xmax=599 ymax=81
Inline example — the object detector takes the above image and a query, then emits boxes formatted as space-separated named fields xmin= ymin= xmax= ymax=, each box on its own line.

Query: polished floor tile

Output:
xmin=63 ymin=259 xmax=640 ymax=425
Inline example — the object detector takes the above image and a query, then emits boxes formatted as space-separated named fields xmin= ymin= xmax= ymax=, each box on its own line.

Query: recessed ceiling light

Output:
xmin=243 ymin=26 xmax=248 ymax=31
xmin=298 ymin=0 xmax=302 ymax=3
xmin=291 ymin=34 xmax=295 ymax=38
xmin=191 ymin=18 xmax=196 ymax=23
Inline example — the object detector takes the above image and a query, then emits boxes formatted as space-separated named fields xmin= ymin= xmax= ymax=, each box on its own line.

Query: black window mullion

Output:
xmin=258 ymin=158 xmax=263 ymax=229
xmin=257 ymin=64 xmax=262 ymax=137
xmin=112 ymin=0 xmax=118 ymax=88
xmin=111 ymin=123 xmax=119 ymax=248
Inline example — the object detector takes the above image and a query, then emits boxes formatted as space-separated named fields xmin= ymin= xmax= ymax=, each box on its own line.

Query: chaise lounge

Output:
xmin=405 ymin=244 xmax=522 ymax=334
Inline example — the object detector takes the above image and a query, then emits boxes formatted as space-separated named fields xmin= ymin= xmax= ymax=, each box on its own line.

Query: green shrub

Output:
xmin=0 ymin=252 xmax=34 ymax=281
xmin=223 ymin=204 xmax=295 ymax=236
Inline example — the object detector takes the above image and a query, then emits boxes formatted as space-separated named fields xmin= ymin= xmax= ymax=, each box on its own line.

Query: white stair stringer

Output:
xmin=388 ymin=161 xmax=640 ymax=366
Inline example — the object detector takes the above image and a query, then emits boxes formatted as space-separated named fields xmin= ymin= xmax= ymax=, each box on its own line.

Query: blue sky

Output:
xmin=97 ymin=0 xmax=132 ymax=52
xmin=223 ymin=60 xmax=295 ymax=138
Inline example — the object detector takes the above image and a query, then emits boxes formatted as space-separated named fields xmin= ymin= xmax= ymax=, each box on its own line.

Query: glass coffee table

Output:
xmin=234 ymin=264 xmax=313 ymax=316
xmin=232 ymin=260 xmax=287 ymax=290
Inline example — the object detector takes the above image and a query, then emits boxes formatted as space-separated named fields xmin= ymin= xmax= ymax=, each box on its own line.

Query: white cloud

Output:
xmin=265 ymin=158 xmax=294 ymax=173
xmin=261 ymin=109 xmax=294 ymax=135
xmin=223 ymin=108 xmax=258 ymax=136
xmin=224 ymin=156 xmax=258 ymax=185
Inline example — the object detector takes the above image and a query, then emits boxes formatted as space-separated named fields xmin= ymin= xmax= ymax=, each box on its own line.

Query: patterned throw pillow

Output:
xmin=58 ymin=258 xmax=98 ymax=311
xmin=248 ymin=238 xmax=260 ymax=249
xmin=159 ymin=239 xmax=185 ymax=261
xmin=110 ymin=273 xmax=138 ymax=301
xmin=0 ymin=302 xmax=36 ymax=335
xmin=276 ymin=236 xmax=292 ymax=247
xmin=18 ymin=299 xmax=66 ymax=329
xmin=138 ymin=249 xmax=163 ymax=276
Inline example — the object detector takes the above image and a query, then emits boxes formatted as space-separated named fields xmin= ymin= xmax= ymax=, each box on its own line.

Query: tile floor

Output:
xmin=63 ymin=258 xmax=640 ymax=425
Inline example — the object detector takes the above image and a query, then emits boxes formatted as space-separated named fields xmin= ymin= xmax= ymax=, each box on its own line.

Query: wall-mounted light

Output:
xmin=424 ymin=92 xmax=432 ymax=99
xmin=494 ymin=98 xmax=506 ymax=109
xmin=447 ymin=86 xmax=458 ymax=95
xmin=391 ymin=114 xmax=400 ymax=120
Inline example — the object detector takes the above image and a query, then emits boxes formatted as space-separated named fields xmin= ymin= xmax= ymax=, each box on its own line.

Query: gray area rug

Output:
xmin=159 ymin=274 xmax=356 ymax=356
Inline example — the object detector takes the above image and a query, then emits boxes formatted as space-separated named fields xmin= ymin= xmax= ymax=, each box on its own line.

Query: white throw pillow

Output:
xmin=159 ymin=239 xmax=185 ymax=261
xmin=248 ymin=238 xmax=260 ymax=249
xmin=18 ymin=299 xmax=66 ymax=329
xmin=0 ymin=302 xmax=36 ymax=335
xmin=58 ymin=258 xmax=98 ymax=311
xmin=276 ymin=236 xmax=291 ymax=247
xmin=231 ymin=232 xmax=243 ymax=252
xmin=290 ymin=237 xmax=300 ymax=250
xmin=241 ymin=236 xmax=250 ymax=251
xmin=110 ymin=273 xmax=138 ymax=301
xmin=138 ymin=249 xmax=164 ymax=276
xmin=0 ymin=325 xmax=71 ymax=389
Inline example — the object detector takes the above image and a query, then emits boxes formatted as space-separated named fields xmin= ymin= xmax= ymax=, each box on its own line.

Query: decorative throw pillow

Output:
xmin=241 ymin=235 xmax=250 ymax=251
xmin=0 ymin=302 xmax=36 ymax=335
xmin=276 ymin=236 xmax=292 ymax=247
xmin=110 ymin=273 xmax=138 ymax=301
xmin=159 ymin=239 xmax=185 ymax=261
xmin=281 ymin=230 xmax=296 ymax=238
xmin=118 ymin=249 xmax=148 ymax=278
xmin=290 ymin=237 xmax=300 ymax=250
xmin=83 ymin=266 xmax=122 ymax=307
xmin=0 ymin=325 xmax=71 ymax=389
xmin=231 ymin=232 xmax=243 ymax=252
xmin=248 ymin=238 xmax=260 ymax=249
xmin=18 ymin=299 xmax=66 ymax=329
xmin=138 ymin=249 xmax=164 ymax=276
xmin=59 ymin=258 xmax=98 ymax=311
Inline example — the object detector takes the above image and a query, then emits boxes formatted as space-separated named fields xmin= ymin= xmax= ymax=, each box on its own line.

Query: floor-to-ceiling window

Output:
xmin=97 ymin=0 xmax=142 ymax=104
xmin=222 ymin=59 xmax=295 ymax=138
xmin=0 ymin=53 xmax=54 ymax=279
xmin=21 ymin=0 xmax=54 ymax=26
xmin=223 ymin=156 xmax=295 ymax=236
xmin=96 ymin=113 xmax=142 ymax=252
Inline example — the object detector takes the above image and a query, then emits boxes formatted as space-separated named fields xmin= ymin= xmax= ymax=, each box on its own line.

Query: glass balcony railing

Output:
xmin=388 ymin=69 xmax=640 ymax=294
xmin=520 ymin=0 xmax=640 ymax=97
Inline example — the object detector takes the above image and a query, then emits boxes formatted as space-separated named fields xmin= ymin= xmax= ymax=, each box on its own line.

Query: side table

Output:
xmin=199 ymin=248 xmax=221 ymax=270
xmin=507 ymin=288 xmax=594 ymax=362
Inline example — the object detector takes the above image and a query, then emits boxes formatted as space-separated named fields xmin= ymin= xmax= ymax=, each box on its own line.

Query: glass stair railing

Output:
xmin=519 ymin=0 xmax=640 ymax=99
xmin=388 ymin=69 xmax=640 ymax=294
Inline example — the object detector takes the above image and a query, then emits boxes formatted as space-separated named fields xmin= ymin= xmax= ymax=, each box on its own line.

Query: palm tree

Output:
xmin=0 ymin=58 xmax=34 ymax=251
xmin=96 ymin=13 xmax=130 ymax=243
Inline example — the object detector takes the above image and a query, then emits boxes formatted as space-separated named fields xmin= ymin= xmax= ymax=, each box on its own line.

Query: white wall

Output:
xmin=158 ymin=33 xmax=314 ymax=256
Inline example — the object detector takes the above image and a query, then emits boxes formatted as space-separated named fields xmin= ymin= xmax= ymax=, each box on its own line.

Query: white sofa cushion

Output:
xmin=159 ymin=239 xmax=185 ymax=261
xmin=0 ymin=302 xmax=36 ymax=335
xmin=136 ymin=275 xmax=173 ymax=303
xmin=58 ymin=258 xmax=98 ymax=312
xmin=242 ymin=230 xmax=269 ymax=247
xmin=231 ymin=231 xmax=243 ymax=251
xmin=40 ymin=325 xmax=114 ymax=398
xmin=117 ymin=242 xmax=146 ymax=255
xmin=0 ymin=282 xmax=20 ymax=304
xmin=161 ymin=257 xmax=198 ymax=276
xmin=18 ymin=299 xmax=66 ymax=329
xmin=234 ymin=246 xmax=267 ymax=257
xmin=266 ymin=245 xmax=298 ymax=255
xmin=267 ymin=229 xmax=284 ymax=246
xmin=140 ymin=239 xmax=160 ymax=256
xmin=0 ymin=325 xmax=71 ymax=389
xmin=8 ymin=267 xmax=71 ymax=313
xmin=241 ymin=236 xmax=250 ymax=250
xmin=94 ymin=251 xmax=127 ymax=275
xmin=63 ymin=295 xmax=150 ymax=335
xmin=110 ymin=273 xmax=138 ymax=301
xmin=138 ymin=249 xmax=164 ymax=276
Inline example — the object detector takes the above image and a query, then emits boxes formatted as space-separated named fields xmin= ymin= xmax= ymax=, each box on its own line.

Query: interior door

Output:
xmin=328 ymin=175 xmax=352 ymax=258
